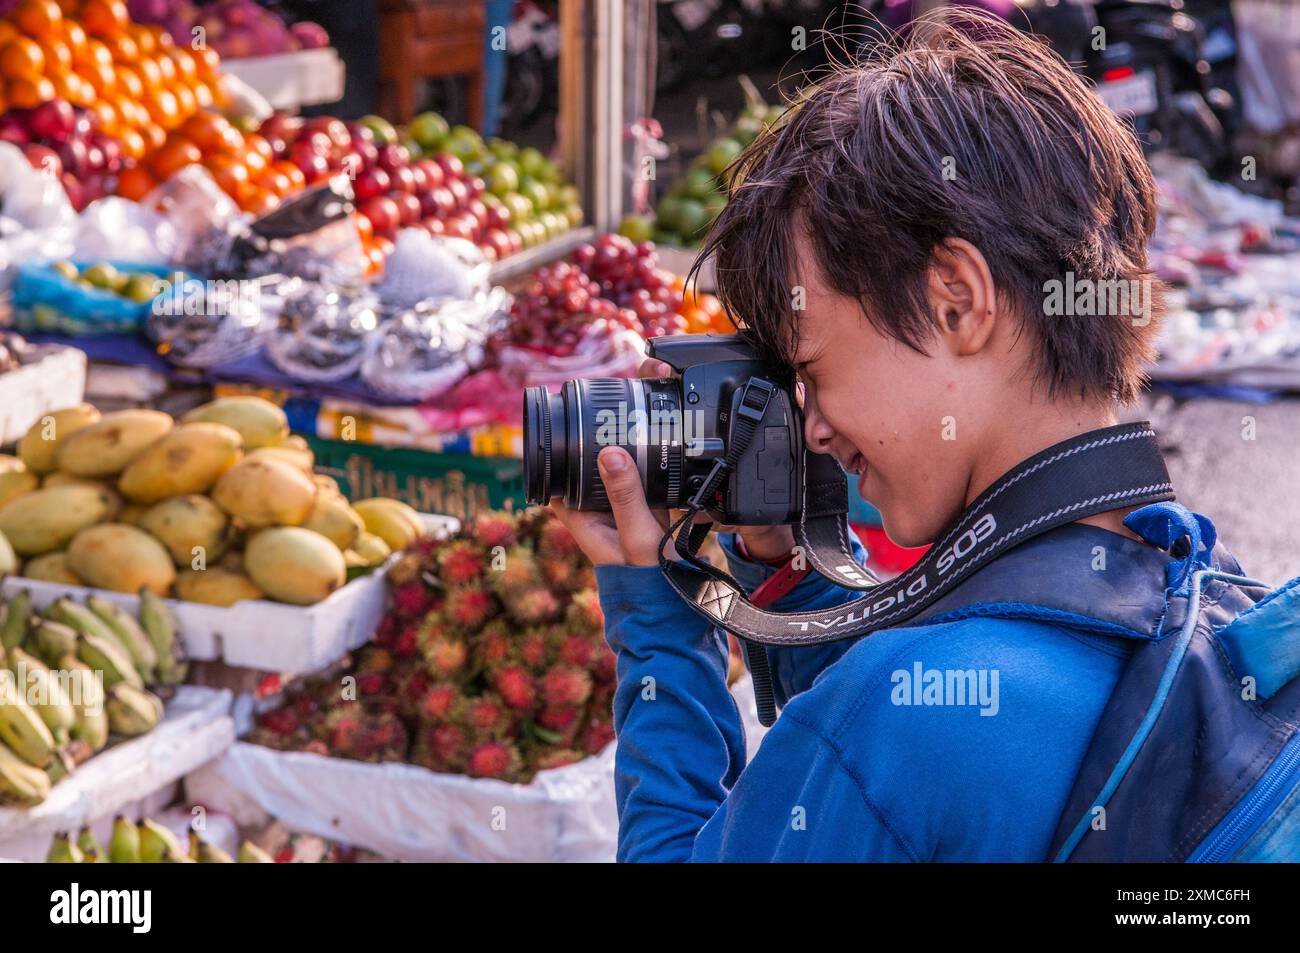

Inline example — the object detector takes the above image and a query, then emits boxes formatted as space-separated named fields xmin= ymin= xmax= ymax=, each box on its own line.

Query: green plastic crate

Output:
xmin=305 ymin=436 xmax=526 ymax=521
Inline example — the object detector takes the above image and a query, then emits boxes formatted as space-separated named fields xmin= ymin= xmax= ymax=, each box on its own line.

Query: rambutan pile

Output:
xmin=249 ymin=507 xmax=617 ymax=783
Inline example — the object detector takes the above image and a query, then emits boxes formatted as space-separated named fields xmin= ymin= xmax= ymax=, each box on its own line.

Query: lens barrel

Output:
xmin=522 ymin=378 xmax=685 ymax=511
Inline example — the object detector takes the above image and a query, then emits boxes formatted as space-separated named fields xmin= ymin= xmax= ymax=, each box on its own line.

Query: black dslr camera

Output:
xmin=522 ymin=333 xmax=802 ymax=525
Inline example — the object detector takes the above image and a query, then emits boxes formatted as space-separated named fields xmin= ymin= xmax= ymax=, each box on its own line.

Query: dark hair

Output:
xmin=698 ymin=7 xmax=1163 ymax=403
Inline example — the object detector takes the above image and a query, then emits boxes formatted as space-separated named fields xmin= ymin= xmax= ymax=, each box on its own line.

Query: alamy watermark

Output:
xmin=1043 ymin=272 xmax=1151 ymax=326
xmin=890 ymin=662 xmax=1000 ymax=716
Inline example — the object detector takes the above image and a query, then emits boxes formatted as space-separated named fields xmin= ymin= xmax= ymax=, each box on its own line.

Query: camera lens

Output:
xmin=523 ymin=378 xmax=685 ymax=511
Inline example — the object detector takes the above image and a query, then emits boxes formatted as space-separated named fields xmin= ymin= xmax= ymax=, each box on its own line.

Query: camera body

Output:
xmin=522 ymin=333 xmax=803 ymax=526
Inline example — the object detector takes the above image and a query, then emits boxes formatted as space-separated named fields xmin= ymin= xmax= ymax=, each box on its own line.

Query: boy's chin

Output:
xmin=877 ymin=507 xmax=942 ymax=551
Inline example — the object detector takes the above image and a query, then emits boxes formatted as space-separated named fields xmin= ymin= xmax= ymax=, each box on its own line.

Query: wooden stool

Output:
xmin=378 ymin=0 xmax=487 ymax=126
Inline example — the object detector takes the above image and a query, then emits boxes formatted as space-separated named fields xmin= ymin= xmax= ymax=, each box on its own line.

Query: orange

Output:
xmin=194 ymin=47 xmax=220 ymax=77
xmin=257 ymin=168 xmax=293 ymax=198
xmin=134 ymin=56 xmax=161 ymax=89
xmin=180 ymin=111 xmax=233 ymax=151
xmin=239 ymin=186 xmax=278 ymax=216
xmin=245 ymin=133 xmax=274 ymax=164
xmin=116 ymin=66 xmax=144 ymax=100
xmin=0 ymin=24 xmax=16 ymax=49
xmin=115 ymin=164 xmax=156 ymax=201
xmin=141 ymin=122 xmax=166 ymax=152
xmin=146 ymin=87 xmax=180 ymax=128
xmin=354 ymin=212 xmax=374 ymax=244
xmin=205 ymin=155 xmax=249 ymax=196
xmin=36 ymin=38 xmax=72 ymax=73
xmin=15 ymin=0 xmax=63 ymax=38
xmin=191 ymin=80 xmax=213 ymax=109
xmin=148 ymin=137 xmax=201 ymax=180
xmin=153 ymin=27 xmax=174 ymax=51
xmin=166 ymin=47 xmax=197 ymax=82
xmin=153 ymin=53 xmax=176 ymax=84
xmin=88 ymin=98 xmax=118 ymax=135
xmin=60 ymin=21 xmax=87 ymax=58
xmin=128 ymin=24 xmax=156 ymax=56
xmin=77 ymin=59 xmax=116 ymax=94
xmin=171 ymin=82 xmax=195 ymax=118
xmin=117 ymin=128 xmax=147 ymax=161
xmin=7 ymin=76 xmax=55 ymax=108
xmin=0 ymin=39 xmax=46 ymax=80
xmin=77 ymin=38 xmax=113 ymax=70
xmin=106 ymin=34 xmax=139 ymax=65
xmin=56 ymin=71 xmax=94 ymax=107
xmin=242 ymin=147 xmax=267 ymax=176
xmin=274 ymin=161 xmax=306 ymax=192
xmin=81 ymin=0 xmax=129 ymax=38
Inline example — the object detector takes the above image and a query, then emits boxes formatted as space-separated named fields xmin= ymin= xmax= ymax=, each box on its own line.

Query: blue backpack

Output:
xmin=898 ymin=500 xmax=1300 ymax=861
xmin=1047 ymin=502 xmax=1300 ymax=862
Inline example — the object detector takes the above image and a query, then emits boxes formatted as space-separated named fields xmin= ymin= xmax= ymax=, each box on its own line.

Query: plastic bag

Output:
xmin=0 ymin=143 xmax=76 ymax=289
xmin=496 ymin=321 xmax=646 ymax=387
xmin=375 ymin=231 xmax=491 ymax=310
xmin=72 ymin=196 xmax=177 ymax=266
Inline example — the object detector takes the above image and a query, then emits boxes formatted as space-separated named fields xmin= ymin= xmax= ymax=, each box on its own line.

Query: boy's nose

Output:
xmin=803 ymin=404 xmax=836 ymax=453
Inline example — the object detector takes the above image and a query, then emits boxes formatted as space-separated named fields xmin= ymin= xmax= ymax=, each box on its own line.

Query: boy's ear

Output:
xmin=928 ymin=238 xmax=998 ymax=357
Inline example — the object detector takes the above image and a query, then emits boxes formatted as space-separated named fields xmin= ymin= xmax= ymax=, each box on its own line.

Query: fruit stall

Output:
xmin=0 ymin=0 xmax=751 ymax=864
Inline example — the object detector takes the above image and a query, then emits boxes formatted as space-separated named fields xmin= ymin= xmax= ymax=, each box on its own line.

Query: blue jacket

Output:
xmin=594 ymin=523 xmax=1184 ymax=861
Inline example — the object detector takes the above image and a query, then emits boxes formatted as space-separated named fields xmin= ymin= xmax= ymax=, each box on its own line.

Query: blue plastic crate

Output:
xmin=10 ymin=260 xmax=180 ymax=336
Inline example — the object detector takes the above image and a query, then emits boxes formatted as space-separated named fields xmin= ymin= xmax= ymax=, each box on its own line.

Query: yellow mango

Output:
xmin=244 ymin=527 xmax=346 ymax=605
xmin=118 ymin=422 xmax=243 ymax=503
xmin=66 ymin=524 xmax=176 ymax=595
xmin=0 ymin=469 xmax=38 ymax=508
xmin=211 ymin=457 xmax=316 ymax=528
xmin=0 ymin=484 xmax=118 ymax=556
xmin=301 ymin=494 xmax=364 ymax=550
xmin=137 ymin=495 xmax=231 ymax=567
xmin=182 ymin=396 xmax=288 ymax=450
xmin=56 ymin=410 xmax=174 ymax=478
xmin=17 ymin=403 xmax=101 ymax=474
xmin=21 ymin=551 xmax=81 ymax=585
xmin=175 ymin=567 xmax=264 ymax=606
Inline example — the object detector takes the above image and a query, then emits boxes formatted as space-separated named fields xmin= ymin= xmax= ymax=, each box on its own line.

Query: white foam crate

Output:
xmin=0 ymin=686 xmax=234 ymax=861
xmin=0 ymin=345 xmax=86 ymax=445
xmin=221 ymin=47 xmax=345 ymax=109
xmin=1 ymin=514 xmax=459 ymax=674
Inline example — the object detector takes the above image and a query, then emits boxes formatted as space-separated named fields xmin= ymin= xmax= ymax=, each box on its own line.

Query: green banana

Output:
xmin=77 ymin=826 xmax=104 ymax=861
xmin=138 ymin=588 xmax=185 ymax=685
xmin=75 ymin=632 xmax=142 ymax=691
xmin=59 ymin=654 xmax=108 ymax=752
xmin=0 ymin=591 xmax=29 ymax=650
xmin=0 ymin=739 xmax=51 ymax=806
xmin=190 ymin=831 xmax=234 ymax=863
xmin=31 ymin=619 xmax=78 ymax=666
xmin=46 ymin=831 xmax=83 ymax=863
xmin=7 ymin=646 xmax=74 ymax=738
xmin=0 ymin=669 xmax=55 ymax=767
xmin=109 ymin=815 xmax=140 ymax=863
xmin=87 ymin=597 xmax=158 ymax=683
xmin=238 ymin=841 xmax=275 ymax=863
xmin=48 ymin=599 xmax=131 ymax=658
xmin=138 ymin=818 xmax=183 ymax=863
xmin=45 ymin=746 xmax=75 ymax=784
xmin=105 ymin=683 xmax=162 ymax=737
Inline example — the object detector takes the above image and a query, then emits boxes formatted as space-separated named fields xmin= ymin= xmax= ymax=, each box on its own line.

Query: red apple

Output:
xmin=345 ymin=122 xmax=374 ymax=145
xmin=352 ymin=139 xmax=378 ymax=170
xmin=483 ymin=227 xmax=513 ymax=261
xmin=300 ymin=129 xmax=333 ymax=156
xmin=389 ymin=165 xmax=416 ymax=195
xmin=442 ymin=214 xmax=475 ymax=241
xmin=465 ymin=175 xmax=486 ymax=199
xmin=435 ymin=153 xmax=463 ymax=180
xmin=424 ymin=186 xmax=454 ymax=218
xmin=483 ymin=202 xmax=510 ymax=230
xmin=409 ymin=163 xmax=429 ymax=192
xmin=423 ymin=218 xmax=446 ymax=236
xmin=376 ymin=143 xmax=411 ymax=173
xmin=0 ymin=113 xmax=29 ymax=145
xmin=446 ymin=177 xmax=469 ymax=208
xmin=465 ymin=198 xmax=488 ymax=227
xmin=29 ymin=99 xmax=76 ymax=144
xmin=25 ymin=144 xmax=64 ymax=179
xmin=506 ymin=229 xmax=524 ymax=255
xmin=353 ymin=166 xmax=390 ymax=201
xmin=60 ymin=172 xmax=83 ymax=210
xmin=394 ymin=192 xmax=422 ymax=227
xmin=360 ymin=195 xmax=400 ymax=238
xmin=260 ymin=113 xmax=303 ymax=142
xmin=414 ymin=158 xmax=443 ymax=189
xmin=294 ymin=151 xmax=331 ymax=183
xmin=304 ymin=116 xmax=351 ymax=152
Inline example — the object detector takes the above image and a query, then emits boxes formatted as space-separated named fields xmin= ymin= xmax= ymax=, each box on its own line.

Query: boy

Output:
xmin=553 ymin=9 xmax=1183 ymax=860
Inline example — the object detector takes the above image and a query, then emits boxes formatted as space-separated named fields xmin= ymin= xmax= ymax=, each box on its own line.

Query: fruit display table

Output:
xmin=0 ymin=687 xmax=234 ymax=863
xmin=0 ymin=344 xmax=85 ymax=445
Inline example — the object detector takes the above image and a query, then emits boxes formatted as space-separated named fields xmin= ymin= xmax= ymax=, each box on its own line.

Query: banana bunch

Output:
xmin=47 ymin=816 xmax=273 ymax=863
xmin=0 ymin=588 xmax=186 ymax=807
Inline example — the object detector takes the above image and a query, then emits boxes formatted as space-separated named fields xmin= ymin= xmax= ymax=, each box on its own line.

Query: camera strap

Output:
xmin=658 ymin=421 xmax=1174 ymax=725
